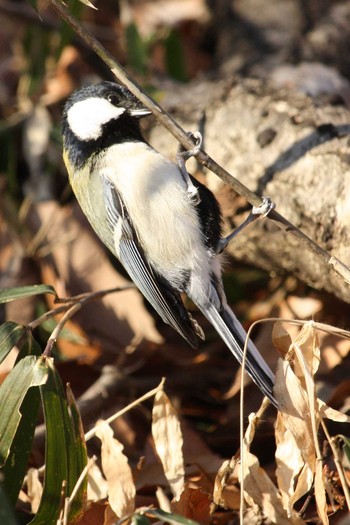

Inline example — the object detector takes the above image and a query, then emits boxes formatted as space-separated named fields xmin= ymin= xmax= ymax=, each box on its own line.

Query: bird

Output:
xmin=61 ymin=81 xmax=277 ymax=407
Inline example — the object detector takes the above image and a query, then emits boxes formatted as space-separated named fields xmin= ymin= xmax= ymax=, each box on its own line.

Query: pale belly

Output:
xmin=98 ymin=142 xmax=211 ymax=286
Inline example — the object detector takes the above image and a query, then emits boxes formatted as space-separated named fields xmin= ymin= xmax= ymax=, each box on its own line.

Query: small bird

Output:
xmin=62 ymin=81 xmax=276 ymax=406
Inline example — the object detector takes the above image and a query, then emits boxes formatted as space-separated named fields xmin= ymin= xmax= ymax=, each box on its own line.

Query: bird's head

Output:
xmin=62 ymin=81 xmax=151 ymax=143
xmin=62 ymin=81 xmax=152 ymax=168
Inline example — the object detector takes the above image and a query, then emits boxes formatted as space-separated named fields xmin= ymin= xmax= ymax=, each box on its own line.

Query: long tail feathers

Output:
xmin=201 ymin=303 xmax=277 ymax=407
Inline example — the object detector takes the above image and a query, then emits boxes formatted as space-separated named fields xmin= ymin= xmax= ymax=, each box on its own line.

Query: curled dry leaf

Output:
xmin=274 ymin=322 xmax=342 ymax=524
xmin=274 ymin=360 xmax=315 ymax=512
xmin=95 ymin=420 xmax=135 ymax=519
xmin=241 ymin=413 xmax=305 ymax=525
xmin=152 ymin=389 xmax=185 ymax=501
xmin=243 ymin=451 xmax=305 ymax=525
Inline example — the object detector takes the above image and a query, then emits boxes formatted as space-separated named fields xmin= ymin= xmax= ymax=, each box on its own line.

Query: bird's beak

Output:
xmin=128 ymin=108 xmax=152 ymax=118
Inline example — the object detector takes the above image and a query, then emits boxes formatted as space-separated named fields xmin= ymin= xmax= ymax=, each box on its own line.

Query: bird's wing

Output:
xmin=102 ymin=177 xmax=200 ymax=348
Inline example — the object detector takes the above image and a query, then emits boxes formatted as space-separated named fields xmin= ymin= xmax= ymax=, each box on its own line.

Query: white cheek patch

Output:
xmin=67 ymin=97 xmax=126 ymax=141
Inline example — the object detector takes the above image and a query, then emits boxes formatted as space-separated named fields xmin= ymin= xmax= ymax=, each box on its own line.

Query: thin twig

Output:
xmin=28 ymin=284 xmax=135 ymax=331
xmin=45 ymin=0 xmax=350 ymax=286
xmin=43 ymin=302 xmax=82 ymax=356
xmin=54 ymin=283 xmax=135 ymax=304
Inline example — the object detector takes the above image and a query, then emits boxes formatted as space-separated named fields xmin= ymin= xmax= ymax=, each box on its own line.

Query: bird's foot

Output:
xmin=176 ymin=131 xmax=203 ymax=202
xmin=217 ymin=196 xmax=275 ymax=254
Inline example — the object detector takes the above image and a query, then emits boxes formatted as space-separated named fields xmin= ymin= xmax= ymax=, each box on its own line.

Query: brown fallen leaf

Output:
xmin=242 ymin=410 xmax=306 ymax=525
xmin=95 ymin=420 xmax=135 ymax=519
xmin=213 ymin=457 xmax=240 ymax=510
xmin=152 ymin=389 xmax=185 ymax=501
xmin=87 ymin=462 xmax=108 ymax=503
xmin=171 ymin=482 xmax=212 ymax=524
xmin=274 ymin=322 xmax=348 ymax=524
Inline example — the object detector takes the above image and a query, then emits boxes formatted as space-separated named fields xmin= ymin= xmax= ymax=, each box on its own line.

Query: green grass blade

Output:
xmin=1 ymin=386 xmax=41 ymax=505
xmin=0 ymin=483 xmax=18 ymax=525
xmin=0 ymin=356 xmax=48 ymax=467
xmin=30 ymin=360 xmax=86 ymax=524
xmin=0 ymin=322 xmax=26 ymax=364
xmin=0 ymin=285 xmax=57 ymax=304
xmin=65 ymin=385 xmax=87 ymax=523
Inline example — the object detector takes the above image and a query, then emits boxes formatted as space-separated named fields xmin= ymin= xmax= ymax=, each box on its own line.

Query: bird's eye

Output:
xmin=107 ymin=93 xmax=120 ymax=105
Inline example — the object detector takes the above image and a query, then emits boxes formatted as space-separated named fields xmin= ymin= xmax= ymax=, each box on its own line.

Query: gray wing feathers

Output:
xmin=103 ymin=177 xmax=199 ymax=348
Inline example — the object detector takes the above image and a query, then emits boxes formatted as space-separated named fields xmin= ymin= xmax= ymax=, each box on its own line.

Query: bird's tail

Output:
xmin=200 ymin=303 xmax=277 ymax=407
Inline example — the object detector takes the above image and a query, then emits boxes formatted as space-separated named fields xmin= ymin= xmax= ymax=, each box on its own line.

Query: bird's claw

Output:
xmin=176 ymin=131 xmax=203 ymax=199
xmin=187 ymin=183 xmax=200 ymax=204
xmin=186 ymin=130 xmax=203 ymax=158
xmin=252 ymin=196 xmax=275 ymax=218
xmin=216 ymin=196 xmax=275 ymax=254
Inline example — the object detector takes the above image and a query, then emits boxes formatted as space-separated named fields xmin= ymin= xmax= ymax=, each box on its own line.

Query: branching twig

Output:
xmin=28 ymin=284 xmax=135 ymax=331
xmin=45 ymin=0 xmax=350 ymax=286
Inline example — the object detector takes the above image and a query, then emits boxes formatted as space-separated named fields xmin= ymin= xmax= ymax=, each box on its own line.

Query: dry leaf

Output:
xmin=241 ymin=410 xmax=305 ymax=525
xmin=275 ymin=415 xmax=304 ymax=513
xmin=213 ymin=458 xmax=240 ymax=510
xmin=156 ymin=486 xmax=171 ymax=512
xmin=242 ymin=450 xmax=304 ymax=525
xmin=272 ymin=322 xmax=293 ymax=356
xmin=171 ymin=483 xmax=212 ymax=524
xmin=87 ymin=462 xmax=109 ymax=502
xmin=318 ymin=399 xmax=350 ymax=423
xmin=104 ymin=504 xmax=118 ymax=525
xmin=26 ymin=468 xmax=43 ymax=514
xmin=292 ymin=322 xmax=320 ymax=381
xmin=275 ymin=359 xmax=315 ymax=498
xmin=95 ymin=420 xmax=135 ymax=518
xmin=315 ymin=460 xmax=329 ymax=525
xmin=274 ymin=324 xmax=334 ymax=524
xmin=152 ymin=389 xmax=185 ymax=501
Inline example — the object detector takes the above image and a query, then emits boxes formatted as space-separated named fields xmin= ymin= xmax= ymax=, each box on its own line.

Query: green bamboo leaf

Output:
xmin=0 ymin=322 xmax=26 ymax=364
xmin=1 ymin=385 xmax=41 ymax=505
xmin=146 ymin=509 xmax=200 ymax=525
xmin=0 ymin=285 xmax=57 ymax=304
xmin=30 ymin=360 xmax=87 ymax=524
xmin=15 ymin=333 xmax=42 ymax=363
xmin=0 ymin=356 xmax=48 ymax=467
xmin=0 ymin=483 xmax=18 ymax=525
xmin=65 ymin=384 xmax=87 ymax=523
xmin=1 ymin=333 xmax=42 ymax=503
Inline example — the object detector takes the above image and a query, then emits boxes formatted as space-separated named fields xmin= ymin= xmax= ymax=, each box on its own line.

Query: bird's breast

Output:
xmin=99 ymin=142 xmax=211 ymax=286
